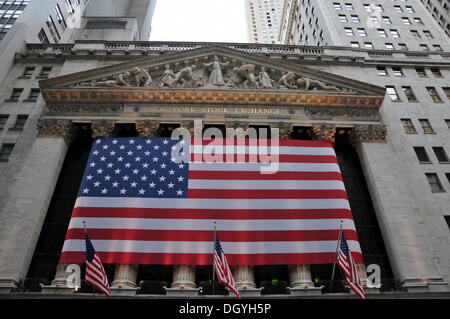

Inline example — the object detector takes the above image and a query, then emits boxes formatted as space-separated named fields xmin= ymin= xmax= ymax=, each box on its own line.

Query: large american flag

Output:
xmin=85 ymin=231 xmax=110 ymax=296
xmin=338 ymin=232 xmax=365 ymax=299
xmin=214 ymin=234 xmax=240 ymax=298
xmin=59 ymin=137 xmax=363 ymax=266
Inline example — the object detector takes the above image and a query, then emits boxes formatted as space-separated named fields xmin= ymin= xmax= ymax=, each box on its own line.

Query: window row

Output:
xmin=344 ymin=27 xmax=434 ymax=39
xmin=333 ymin=2 xmax=415 ymax=13
xmin=21 ymin=66 xmax=52 ymax=79
xmin=386 ymin=86 xmax=449 ymax=103
xmin=377 ymin=66 xmax=443 ymax=77
xmin=413 ymin=146 xmax=450 ymax=163
xmin=400 ymin=118 xmax=449 ymax=134
xmin=5 ymin=88 xmax=40 ymax=102
xmin=350 ymin=41 xmax=442 ymax=51
xmin=425 ymin=172 xmax=450 ymax=193
xmin=338 ymin=14 xmax=424 ymax=26
xmin=0 ymin=114 xmax=28 ymax=130
xmin=0 ymin=143 xmax=14 ymax=161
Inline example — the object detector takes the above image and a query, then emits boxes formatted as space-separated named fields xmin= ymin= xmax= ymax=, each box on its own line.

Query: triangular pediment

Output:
xmin=39 ymin=45 xmax=385 ymax=107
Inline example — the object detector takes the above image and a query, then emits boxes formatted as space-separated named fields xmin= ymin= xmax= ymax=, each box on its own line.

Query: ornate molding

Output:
xmin=350 ymin=124 xmax=387 ymax=145
xmin=36 ymin=119 xmax=73 ymax=141
xmin=46 ymin=102 xmax=124 ymax=114
xmin=135 ymin=120 xmax=160 ymax=137
xmin=311 ymin=123 xmax=336 ymax=142
xmin=274 ymin=121 xmax=294 ymax=139
xmin=91 ymin=120 xmax=116 ymax=138
xmin=305 ymin=107 xmax=380 ymax=121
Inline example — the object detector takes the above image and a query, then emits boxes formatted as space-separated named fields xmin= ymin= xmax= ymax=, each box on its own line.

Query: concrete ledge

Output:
xmin=288 ymin=286 xmax=323 ymax=296
xmin=237 ymin=287 xmax=263 ymax=297
xmin=40 ymin=285 xmax=76 ymax=295
xmin=165 ymin=287 xmax=199 ymax=297
xmin=109 ymin=286 xmax=138 ymax=296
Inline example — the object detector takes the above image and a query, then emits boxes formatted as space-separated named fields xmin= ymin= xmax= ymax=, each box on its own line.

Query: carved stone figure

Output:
xmin=203 ymin=55 xmax=229 ymax=86
xmin=258 ymin=67 xmax=273 ymax=88
xmin=278 ymin=72 xmax=296 ymax=89
xmin=95 ymin=71 xmax=131 ymax=87
xmin=173 ymin=65 xmax=197 ymax=86
xmin=160 ymin=64 xmax=175 ymax=87
xmin=131 ymin=67 xmax=152 ymax=87
xmin=297 ymin=77 xmax=338 ymax=91
xmin=235 ymin=64 xmax=259 ymax=88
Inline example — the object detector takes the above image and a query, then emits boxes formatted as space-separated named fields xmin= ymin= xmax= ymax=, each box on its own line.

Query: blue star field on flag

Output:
xmin=78 ymin=137 xmax=189 ymax=198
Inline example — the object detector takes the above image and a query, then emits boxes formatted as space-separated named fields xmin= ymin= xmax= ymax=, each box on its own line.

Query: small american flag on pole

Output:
xmin=337 ymin=232 xmax=365 ymax=299
xmin=214 ymin=234 xmax=240 ymax=298
xmin=85 ymin=229 xmax=110 ymax=296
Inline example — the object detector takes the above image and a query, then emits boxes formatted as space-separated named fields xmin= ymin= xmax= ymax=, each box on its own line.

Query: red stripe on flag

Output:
xmin=187 ymin=189 xmax=349 ymax=199
xmin=188 ymin=170 xmax=343 ymax=180
xmin=65 ymin=228 xmax=360 ymax=242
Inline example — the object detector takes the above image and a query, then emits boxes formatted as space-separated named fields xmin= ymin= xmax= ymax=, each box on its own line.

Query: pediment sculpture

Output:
xmin=71 ymin=55 xmax=353 ymax=93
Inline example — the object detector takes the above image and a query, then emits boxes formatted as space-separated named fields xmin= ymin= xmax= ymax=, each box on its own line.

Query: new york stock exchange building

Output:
xmin=0 ymin=40 xmax=449 ymax=299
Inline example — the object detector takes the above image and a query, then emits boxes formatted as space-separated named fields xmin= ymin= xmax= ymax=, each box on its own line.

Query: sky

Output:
xmin=150 ymin=0 xmax=248 ymax=43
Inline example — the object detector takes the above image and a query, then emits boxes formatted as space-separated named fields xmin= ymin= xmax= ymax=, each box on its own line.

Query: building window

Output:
xmin=405 ymin=6 xmax=415 ymax=13
xmin=420 ymin=44 xmax=429 ymax=51
xmin=410 ymin=30 xmax=420 ymax=38
xmin=345 ymin=3 xmax=353 ymax=10
xmin=357 ymin=28 xmax=367 ymax=36
xmin=426 ymin=87 xmax=442 ymax=102
xmin=413 ymin=17 xmax=424 ymax=25
xmin=401 ymin=119 xmax=416 ymax=133
xmin=415 ymin=67 xmax=427 ymax=77
xmin=0 ymin=144 xmax=14 ymax=161
xmin=433 ymin=147 xmax=449 ymax=163
xmin=425 ymin=173 xmax=444 ymax=193
xmin=333 ymin=3 xmax=342 ymax=10
xmin=392 ymin=67 xmax=403 ymax=76
xmin=386 ymin=86 xmax=400 ymax=101
xmin=0 ymin=115 xmax=8 ymax=130
xmin=390 ymin=29 xmax=400 ymax=38
xmin=446 ymin=119 xmax=450 ymax=129
xmin=423 ymin=30 xmax=433 ymax=39
xmin=377 ymin=66 xmax=388 ymax=76
xmin=398 ymin=43 xmax=408 ymax=51
xmin=39 ymin=67 xmax=52 ymax=79
xmin=443 ymin=87 xmax=450 ymax=101
xmin=9 ymin=88 xmax=23 ymax=101
xmin=54 ymin=4 xmax=67 ymax=29
xmin=446 ymin=174 xmax=450 ymax=186
xmin=394 ymin=5 xmax=402 ymax=13
xmin=414 ymin=147 xmax=430 ymax=162
xmin=351 ymin=41 xmax=360 ymax=48
xmin=402 ymin=17 xmax=411 ymax=25
xmin=351 ymin=15 xmax=360 ymax=23
xmin=402 ymin=86 xmax=417 ymax=101
xmin=339 ymin=14 xmax=348 ymax=22
xmin=12 ymin=115 xmax=27 ymax=130
xmin=22 ymin=67 xmax=35 ymax=78
xmin=385 ymin=43 xmax=394 ymax=50
xmin=345 ymin=27 xmax=354 ymax=36
xmin=433 ymin=44 xmax=443 ymax=51
xmin=365 ymin=42 xmax=374 ymax=49
xmin=430 ymin=68 xmax=442 ymax=77
xmin=382 ymin=16 xmax=391 ymax=24
xmin=27 ymin=89 xmax=40 ymax=102
xmin=377 ymin=29 xmax=387 ymax=37
xmin=419 ymin=119 xmax=434 ymax=133
xmin=37 ymin=28 xmax=49 ymax=44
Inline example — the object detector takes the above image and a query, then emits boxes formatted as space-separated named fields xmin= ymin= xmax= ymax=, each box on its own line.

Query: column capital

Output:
xmin=349 ymin=124 xmax=387 ymax=145
xmin=274 ymin=121 xmax=293 ymax=139
xmin=136 ymin=120 xmax=160 ymax=137
xmin=311 ymin=123 xmax=336 ymax=142
xmin=91 ymin=120 xmax=116 ymax=138
xmin=36 ymin=119 xmax=73 ymax=142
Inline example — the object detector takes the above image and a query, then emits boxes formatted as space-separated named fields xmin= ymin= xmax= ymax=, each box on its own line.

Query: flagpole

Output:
xmin=329 ymin=220 xmax=343 ymax=293
xmin=212 ymin=221 xmax=216 ymax=296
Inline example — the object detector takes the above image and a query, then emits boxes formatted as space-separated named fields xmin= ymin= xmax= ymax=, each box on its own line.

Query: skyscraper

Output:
xmin=246 ymin=0 xmax=285 ymax=43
